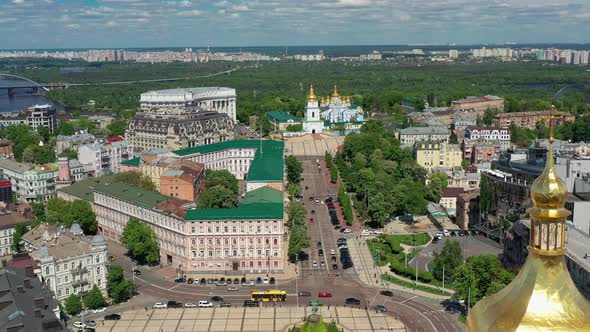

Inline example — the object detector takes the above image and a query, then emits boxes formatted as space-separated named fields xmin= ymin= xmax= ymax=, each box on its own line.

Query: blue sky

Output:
xmin=1 ymin=0 xmax=589 ymax=49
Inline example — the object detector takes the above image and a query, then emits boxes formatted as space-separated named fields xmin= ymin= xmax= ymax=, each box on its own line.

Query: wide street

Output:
xmin=101 ymin=155 xmax=463 ymax=332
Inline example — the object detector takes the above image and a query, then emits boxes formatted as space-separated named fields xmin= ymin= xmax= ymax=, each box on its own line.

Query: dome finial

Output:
xmin=332 ymin=84 xmax=340 ymax=98
xmin=307 ymin=84 xmax=318 ymax=102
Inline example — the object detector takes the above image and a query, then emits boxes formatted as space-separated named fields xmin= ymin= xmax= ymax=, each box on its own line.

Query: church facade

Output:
xmin=302 ymin=85 xmax=365 ymax=135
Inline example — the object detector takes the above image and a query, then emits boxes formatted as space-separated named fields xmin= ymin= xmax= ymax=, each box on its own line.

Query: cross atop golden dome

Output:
xmin=331 ymin=85 xmax=340 ymax=98
xmin=307 ymin=85 xmax=318 ymax=102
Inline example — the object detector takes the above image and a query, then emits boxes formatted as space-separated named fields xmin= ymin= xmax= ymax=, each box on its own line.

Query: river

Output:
xmin=0 ymin=79 xmax=65 ymax=113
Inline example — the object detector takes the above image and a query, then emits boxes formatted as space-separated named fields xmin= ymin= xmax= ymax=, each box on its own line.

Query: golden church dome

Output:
xmin=331 ymin=85 xmax=340 ymax=98
xmin=466 ymin=106 xmax=590 ymax=331
xmin=307 ymin=85 xmax=318 ymax=102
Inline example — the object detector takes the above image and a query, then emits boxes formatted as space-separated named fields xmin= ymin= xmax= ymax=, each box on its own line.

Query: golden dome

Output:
xmin=466 ymin=106 xmax=590 ymax=331
xmin=331 ymin=85 xmax=340 ymax=98
xmin=307 ymin=85 xmax=318 ymax=102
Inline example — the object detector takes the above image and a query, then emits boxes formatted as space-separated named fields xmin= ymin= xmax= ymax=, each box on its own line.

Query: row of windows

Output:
xmin=190 ymin=237 xmax=280 ymax=246
xmin=195 ymin=260 xmax=279 ymax=269
xmin=189 ymin=224 xmax=280 ymax=234
xmin=44 ymin=256 xmax=102 ymax=275
xmin=192 ymin=249 xmax=279 ymax=258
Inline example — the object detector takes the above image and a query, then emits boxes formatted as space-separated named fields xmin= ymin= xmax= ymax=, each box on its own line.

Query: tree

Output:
xmin=70 ymin=200 xmax=97 ymax=234
xmin=287 ymin=183 xmax=301 ymax=200
xmin=65 ymin=148 xmax=78 ymax=160
xmin=198 ymin=185 xmax=238 ymax=208
xmin=22 ymin=145 xmax=56 ymax=164
xmin=37 ymin=127 xmax=51 ymax=142
xmin=453 ymin=254 xmax=514 ymax=307
xmin=430 ymin=240 xmax=463 ymax=282
xmin=113 ymin=171 xmax=156 ymax=191
xmin=83 ymin=285 xmax=106 ymax=309
xmin=429 ymin=173 xmax=449 ymax=189
xmin=285 ymin=124 xmax=303 ymax=132
xmin=121 ymin=218 xmax=160 ymax=265
xmin=58 ymin=121 xmax=75 ymax=136
xmin=285 ymin=155 xmax=303 ymax=184
xmin=31 ymin=202 xmax=45 ymax=219
xmin=11 ymin=223 xmax=28 ymax=253
xmin=63 ymin=294 xmax=82 ymax=315
xmin=107 ymin=265 xmax=135 ymax=303
xmin=106 ymin=119 xmax=128 ymax=136
xmin=205 ymin=169 xmax=238 ymax=195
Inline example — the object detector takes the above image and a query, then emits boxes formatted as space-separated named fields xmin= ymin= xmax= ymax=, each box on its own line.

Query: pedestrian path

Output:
xmin=93 ymin=306 xmax=405 ymax=332
xmin=349 ymin=237 xmax=451 ymax=300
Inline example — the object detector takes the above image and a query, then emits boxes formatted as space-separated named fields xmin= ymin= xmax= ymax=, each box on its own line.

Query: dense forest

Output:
xmin=2 ymin=60 xmax=588 ymax=124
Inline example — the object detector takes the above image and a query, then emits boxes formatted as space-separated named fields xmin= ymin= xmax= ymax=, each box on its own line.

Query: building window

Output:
xmin=64 ymin=276 xmax=69 ymax=283
xmin=45 ymin=267 xmax=49 ymax=275
xmin=58 ymin=289 xmax=62 ymax=297
xmin=97 ymin=279 xmax=101 ymax=287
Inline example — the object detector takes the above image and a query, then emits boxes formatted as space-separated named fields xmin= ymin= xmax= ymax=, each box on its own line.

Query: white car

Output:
xmin=330 ymin=249 xmax=336 ymax=255
xmin=153 ymin=302 xmax=168 ymax=309
xmin=227 ymin=286 xmax=239 ymax=291
xmin=92 ymin=307 xmax=107 ymax=314
xmin=73 ymin=322 xmax=85 ymax=329
xmin=312 ymin=261 xmax=318 ymax=267
xmin=373 ymin=230 xmax=384 ymax=235
xmin=184 ymin=302 xmax=197 ymax=308
xmin=263 ymin=277 xmax=269 ymax=284
xmin=435 ymin=232 xmax=443 ymax=239
xmin=315 ymin=199 xmax=320 ymax=205
xmin=443 ymin=230 xmax=450 ymax=237
xmin=361 ymin=230 xmax=372 ymax=236
xmin=343 ymin=228 xmax=352 ymax=234
xmin=198 ymin=301 xmax=214 ymax=308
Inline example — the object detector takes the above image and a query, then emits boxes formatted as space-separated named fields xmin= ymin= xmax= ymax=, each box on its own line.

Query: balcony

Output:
xmin=71 ymin=279 xmax=89 ymax=288
xmin=70 ymin=266 xmax=88 ymax=275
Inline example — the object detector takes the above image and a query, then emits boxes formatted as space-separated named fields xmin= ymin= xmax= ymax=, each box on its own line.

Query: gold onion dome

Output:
xmin=307 ymin=85 xmax=318 ymax=102
xmin=331 ymin=85 xmax=340 ymax=98
xmin=466 ymin=107 xmax=590 ymax=331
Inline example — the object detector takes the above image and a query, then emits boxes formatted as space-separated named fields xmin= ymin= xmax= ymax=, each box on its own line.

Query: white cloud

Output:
xmin=106 ymin=20 xmax=118 ymax=27
xmin=65 ymin=23 xmax=81 ymax=29
xmin=177 ymin=10 xmax=204 ymax=16
xmin=12 ymin=0 xmax=25 ymax=4
xmin=179 ymin=0 xmax=191 ymax=7
xmin=316 ymin=0 xmax=371 ymax=8
xmin=0 ymin=18 xmax=18 ymax=23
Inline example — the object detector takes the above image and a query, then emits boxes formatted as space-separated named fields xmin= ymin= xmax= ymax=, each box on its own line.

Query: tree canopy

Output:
xmin=287 ymin=202 xmax=310 ymax=261
xmin=285 ymin=155 xmax=303 ymax=184
xmin=430 ymin=240 xmax=463 ymax=282
xmin=113 ymin=171 xmax=156 ymax=191
xmin=107 ymin=265 xmax=136 ymax=304
xmin=204 ymin=169 xmax=238 ymax=195
xmin=63 ymin=294 xmax=82 ymax=315
xmin=83 ymin=285 xmax=106 ymax=309
xmin=198 ymin=185 xmax=238 ymax=208
xmin=121 ymin=218 xmax=160 ymax=265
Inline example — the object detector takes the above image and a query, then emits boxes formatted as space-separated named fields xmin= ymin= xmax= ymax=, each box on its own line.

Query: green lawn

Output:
xmin=381 ymin=274 xmax=452 ymax=296
xmin=385 ymin=233 xmax=431 ymax=246
xmin=291 ymin=317 xmax=340 ymax=332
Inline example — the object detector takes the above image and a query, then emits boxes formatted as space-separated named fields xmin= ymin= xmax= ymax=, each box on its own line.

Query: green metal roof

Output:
xmin=173 ymin=140 xmax=284 ymax=183
xmin=121 ymin=158 xmax=140 ymax=167
xmin=185 ymin=187 xmax=284 ymax=221
xmin=59 ymin=176 xmax=170 ymax=209
xmin=265 ymin=111 xmax=301 ymax=123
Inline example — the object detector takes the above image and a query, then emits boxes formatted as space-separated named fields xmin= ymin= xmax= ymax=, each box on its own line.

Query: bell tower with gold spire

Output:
xmin=466 ymin=106 xmax=590 ymax=331
xmin=302 ymin=84 xmax=324 ymax=134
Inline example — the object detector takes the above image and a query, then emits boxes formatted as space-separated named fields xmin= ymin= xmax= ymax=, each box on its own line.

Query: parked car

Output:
xmin=234 ymin=278 xmax=240 ymax=284
xmin=200 ymin=278 xmax=206 ymax=285
xmin=198 ymin=301 xmax=214 ymax=308
xmin=174 ymin=277 xmax=186 ymax=283
xmin=269 ymin=277 xmax=276 ymax=284
xmin=332 ymin=264 xmax=339 ymax=270
xmin=211 ymin=296 xmax=224 ymax=302
xmin=343 ymin=228 xmax=352 ymax=234
xmin=104 ymin=314 xmax=121 ymax=320
xmin=263 ymin=277 xmax=269 ymax=284
xmin=380 ymin=290 xmax=394 ymax=297
xmin=345 ymin=298 xmax=361 ymax=305
xmin=184 ymin=302 xmax=197 ymax=308
xmin=443 ymin=230 xmax=450 ymax=237
xmin=227 ymin=286 xmax=239 ymax=291
xmin=256 ymin=277 xmax=262 ymax=284
xmin=133 ymin=269 xmax=141 ymax=275
xmin=219 ymin=302 xmax=232 ymax=308
xmin=298 ymin=291 xmax=311 ymax=297
xmin=318 ymin=249 xmax=324 ymax=256
xmin=92 ymin=307 xmax=107 ymax=314
xmin=241 ymin=277 xmax=247 ymax=285
xmin=167 ymin=301 xmax=183 ymax=308
xmin=153 ymin=302 xmax=168 ymax=309
xmin=187 ymin=278 xmax=194 ymax=284
xmin=317 ymin=241 xmax=322 ymax=248
xmin=312 ymin=261 xmax=318 ymax=267
xmin=320 ymin=261 xmax=325 ymax=267
xmin=318 ymin=292 xmax=332 ymax=298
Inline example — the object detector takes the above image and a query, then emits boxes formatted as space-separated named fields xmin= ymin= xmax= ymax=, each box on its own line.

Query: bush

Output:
xmin=338 ymin=185 xmax=354 ymax=225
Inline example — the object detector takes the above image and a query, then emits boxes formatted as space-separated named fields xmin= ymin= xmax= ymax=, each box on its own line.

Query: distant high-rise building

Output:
xmin=449 ymin=49 xmax=459 ymax=58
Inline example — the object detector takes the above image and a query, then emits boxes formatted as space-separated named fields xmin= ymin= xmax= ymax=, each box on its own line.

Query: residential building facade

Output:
xmin=415 ymin=142 xmax=462 ymax=172
xmin=456 ymin=190 xmax=480 ymax=229
xmin=21 ymin=224 xmax=109 ymax=301
xmin=450 ymin=95 xmax=504 ymax=114
xmin=0 ymin=160 xmax=58 ymax=203
xmin=464 ymin=125 xmax=511 ymax=150
xmin=397 ymin=127 xmax=449 ymax=146
xmin=78 ymin=140 xmax=133 ymax=177
xmin=56 ymin=132 xmax=96 ymax=155
xmin=126 ymin=110 xmax=234 ymax=152
xmin=493 ymin=110 xmax=575 ymax=130
xmin=26 ymin=104 xmax=58 ymax=134
xmin=0 ymin=212 xmax=30 ymax=257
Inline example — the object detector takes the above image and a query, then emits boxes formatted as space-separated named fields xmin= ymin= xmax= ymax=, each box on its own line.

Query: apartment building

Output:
xmin=0 ymin=160 xmax=58 ymax=203
xmin=56 ymin=132 xmax=96 ymax=155
xmin=493 ymin=110 xmax=575 ymax=130
xmin=415 ymin=142 xmax=462 ymax=172
xmin=397 ymin=127 xmax=449 ymax=146
xmin=464 ymin=125 xmax=511 ymax=150
xmin=78 ymin=140 xmax=133 ymax=177
xmin=0 ymin=211 xmax=30 ymax=257
xmin=21 ymin=223 xmax=108 ymax=301
xmin=26 ymin=104 xmax=58 ymax=134
xmin=450 ymin=95 xmax=504 ymax=114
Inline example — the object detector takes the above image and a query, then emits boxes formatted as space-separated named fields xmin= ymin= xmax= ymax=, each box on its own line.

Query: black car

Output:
xmin=200 ymin=278 xmax=206 ymax=285
xmin=256 ymin=277 xmax=262 ymax=284
xmin=187 ymin=278 xmax=194 ymax=284
xmin=298 ymin=291 xmax=312 ymax=297
xmin=234 ymin=278 xmax=240 ymax=284
xmin=211 ymin=296 xmax=224 ymax=302
xmin=311 ymin=209 xmax=315 ymax=214
xmin=332 ymin=264 xmax=339 ymax=270
xmin=345 ymin=298 xmax=361 ymax=305
xmin=331 ymin=256 xmax=337 ymax=262
xmin=132 ymin=269 xmax=141 ymax=275
xmin=318 ymin=249 xmax=324 ymax=256
xmin=334 ymin=225 xmax=342 ymax=230
xmin=241 ymin=277 xmax=247 ymax=284
xmin=219 ymin=302 xmax=232 ymax=308
xmin=167 ymin=301 xmax=183 ymax=308
xmin=269 ymin=277 xmax=275 ymax=284
xmin=380 ymin=290 xmax=394 ymax=297
xmin=104 ymin=314 xmax=121 ymax=320
xmin=244 ymin=300 xmax=259 ymax=307
xmin=317 ymin=241 xmax=322 ymax=248
xmin=337 ymin=238 xmax=347 ymax=242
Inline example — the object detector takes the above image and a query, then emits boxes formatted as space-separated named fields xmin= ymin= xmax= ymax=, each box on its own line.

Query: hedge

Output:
xmin=338 ymin=185 xmax=354 ymax=226
xmin=389 ymin=260 xmax=433 ymax=283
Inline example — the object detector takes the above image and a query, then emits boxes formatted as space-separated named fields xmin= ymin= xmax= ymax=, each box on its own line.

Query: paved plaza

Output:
xmin=92 ymin=306 xmax=405 ymax=332
xmin=285 ymin=134 xmax=344 ymax=157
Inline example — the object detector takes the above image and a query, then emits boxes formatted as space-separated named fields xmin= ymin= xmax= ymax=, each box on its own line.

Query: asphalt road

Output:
xmin=107 ymin=156 xmax=463 ymax=332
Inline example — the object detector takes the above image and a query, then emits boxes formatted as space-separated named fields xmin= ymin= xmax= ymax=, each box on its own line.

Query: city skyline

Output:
xmin=1 ymin=0 xmax=590 ymax=49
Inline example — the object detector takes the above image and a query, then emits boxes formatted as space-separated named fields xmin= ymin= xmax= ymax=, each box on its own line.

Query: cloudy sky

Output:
xmin=1 ymin=0 xmax=589 ymax=49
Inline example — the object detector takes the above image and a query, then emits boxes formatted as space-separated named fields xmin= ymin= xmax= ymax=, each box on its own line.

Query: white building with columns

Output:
xmin=140 ymin=87 xmax=237 ymax=121
xmin=302 ymin=85 xmax=324 ymax=134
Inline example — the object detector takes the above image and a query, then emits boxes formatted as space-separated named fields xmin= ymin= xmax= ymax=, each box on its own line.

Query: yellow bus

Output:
xmin=251 ymin=290 xmax=287 ymax=302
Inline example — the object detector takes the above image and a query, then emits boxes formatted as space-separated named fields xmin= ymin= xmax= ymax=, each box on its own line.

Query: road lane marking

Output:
xmin=400 ymin=295 xmax=418 ymax=304
xmin=384 ymin=299 xmax=437 ymax=332
xmin=169 ymin=283 xmax=183 ymax=290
